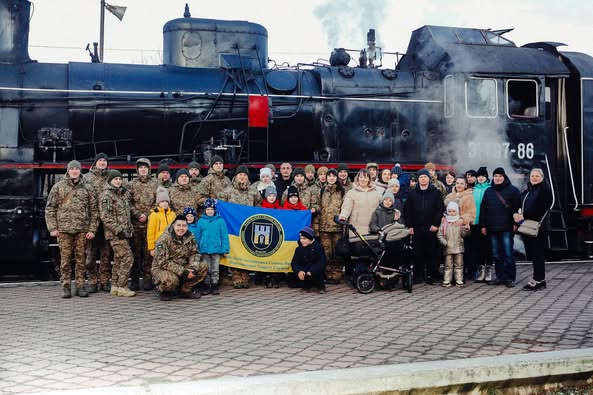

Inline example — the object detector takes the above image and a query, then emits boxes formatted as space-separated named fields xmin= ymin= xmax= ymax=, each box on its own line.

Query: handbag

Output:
xmin=516 ymin=192 xmax=547 ymax=237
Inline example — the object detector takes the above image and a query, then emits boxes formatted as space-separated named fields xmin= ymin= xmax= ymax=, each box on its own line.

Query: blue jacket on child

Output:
xmin=194 ymin=212 xmax=230 ymax=254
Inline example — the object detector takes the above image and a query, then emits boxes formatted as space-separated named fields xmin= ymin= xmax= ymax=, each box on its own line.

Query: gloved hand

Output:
xmin=117 ymin=231 xmax=127 ymax=239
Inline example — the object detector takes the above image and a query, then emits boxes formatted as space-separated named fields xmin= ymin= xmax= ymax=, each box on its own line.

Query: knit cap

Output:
xmin=157 ymin=164 xmax=170 ymax=175
xmin=493 ymin=167 xmax=507 ymax=178
xmin=188 ymin=161 xmax=200 ymax=170
xmin=287 ymin=185 xmax=299 ymax=198
xmin=260 ymin=167 xmax=272 ymax=177
xmin=424 ymin=162 xmax=436 ymax=171
xmin=204 ymin=198 xmax=217 ymax=210
xmin=265 ymin=185 xmax=277 ymax=197
xmin=183 ymin=207 xmax=197 ymax=217
xmin=265 ymin=163 xmax=276 ymax=172
xmin=417 ymin=168 xmax=430 ymax=179
xmin=176 ymin=168 xmax=190 ymax=182
xmin=93 ymin=152 xmax=108 ymax=166
xmin=326 ymin=168 xmax=338 ymax=177
xmin=465 ymin=169 xmax=477 ymax=177
xmin=446 ymin=201 xmax=459 ymax=214
xmin=293 ymin=167 xmax=305 ymax=176
xmin=477 ymin=167 xmax=488 ymax=178
xmin=387 ymin=178 xmax=400 ymax=187
xmin=391 ymin=164 xmax=403 ymax=175
xmin=136 ymin=157 xmax=151 ymax=169
xmin=155 ymin=187 xmax=170 ymax=204
xmin=382 ymin=190 xmax=395 ymax=203
xmin=107 ymin=170 xmax=122 ymax=185
xmin=317 ymin=166 xmax=328 ymax=175
xmin=210 ymin=155 xmax=224 ymax=167
xmin=235 ymin=165 xmax=249 ymax=176
xmin=304 ymin=164 xmax=315 ymax=174
xmin=67 ymin=160 xmax=81 ymax=170
xmin=299 ymin=226 xmax=315 ymax=241
xmin=337 ymin=163 xmax=349 ymax=173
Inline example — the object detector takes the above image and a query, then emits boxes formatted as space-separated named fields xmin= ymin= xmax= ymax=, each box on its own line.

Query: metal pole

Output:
xmin=99 ymin=0 xmax=105 ymax=62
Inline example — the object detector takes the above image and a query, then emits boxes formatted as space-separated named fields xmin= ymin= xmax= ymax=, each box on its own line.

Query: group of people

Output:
xmin=45 ymin=152 xmax=553 ymax=301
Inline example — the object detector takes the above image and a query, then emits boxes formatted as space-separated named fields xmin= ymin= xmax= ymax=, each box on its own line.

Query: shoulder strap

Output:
xmin=494 ymin=190 xmax=509 ymax=208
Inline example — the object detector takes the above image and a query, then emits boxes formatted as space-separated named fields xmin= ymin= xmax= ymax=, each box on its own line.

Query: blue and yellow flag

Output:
xmin=218 ymin=201 xmax=311 ymax=272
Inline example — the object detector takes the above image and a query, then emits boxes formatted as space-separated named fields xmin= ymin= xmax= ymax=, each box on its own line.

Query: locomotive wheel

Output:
xmin=356 ymin=273 xmax=375 ymax=294
xmin=404 ymin=272 xmax=413 ymax=293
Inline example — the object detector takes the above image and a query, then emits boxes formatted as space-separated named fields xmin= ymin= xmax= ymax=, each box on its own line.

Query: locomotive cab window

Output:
xmin=465 ymin=78 xmax=497 ymax=118
xmin=507 ymin=79 xmax=538 ymax=118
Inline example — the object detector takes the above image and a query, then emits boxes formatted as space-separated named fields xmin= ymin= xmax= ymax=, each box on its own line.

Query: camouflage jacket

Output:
xmin=281 ymin=181 xmax=312 ymax=207
xmin=319 ymin=183 xmax=345 ymax=233
xmin=190 ymin=175 xmax=203 ymax=188
xmin=339 ymin=178 xmax=354 ymax=193
xmin=159 ymin=179 xmax=173 ymax=189
xmin=169 ymin=183 xmax=198 ymax=213
xmin=84 ymin=167 xmax=109 ymax=197
xmin=304 ymin=178 xmax=321 ymax=212
xmin=432 ymin=176 xmax=448 ymax=199
xmin=153 ymin=227 xmax=200 ymax=276
xmin=45 ymin=176 xmax=98 ymax=234
xmin=196 ymin=168 xmax=232 ymax=206
xmin=128 ymin=175 xmax=159 ymax=228
xmin=99 ymin=184 xmax=134 ymax=240
xmin=219 ymin=177 xmax=261 ymax=206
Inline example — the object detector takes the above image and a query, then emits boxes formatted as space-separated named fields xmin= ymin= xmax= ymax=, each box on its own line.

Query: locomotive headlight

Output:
xmin=15 ymin=207 xmax=24 ymax=215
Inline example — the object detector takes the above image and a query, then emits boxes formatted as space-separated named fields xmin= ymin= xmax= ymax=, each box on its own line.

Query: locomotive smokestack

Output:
xmin=0 ymin=0 xmax=32 ymax=64
xmin=366 ymin=28 xmax=376 ymax=68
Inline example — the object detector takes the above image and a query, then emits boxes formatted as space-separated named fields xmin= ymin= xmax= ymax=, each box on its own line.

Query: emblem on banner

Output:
xmin=240 ymin=214 xmax=284 ymax=257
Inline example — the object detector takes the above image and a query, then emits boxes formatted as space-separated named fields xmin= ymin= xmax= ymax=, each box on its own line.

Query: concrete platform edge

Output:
xmin=33 ymin=347 xmax=593 ymax=395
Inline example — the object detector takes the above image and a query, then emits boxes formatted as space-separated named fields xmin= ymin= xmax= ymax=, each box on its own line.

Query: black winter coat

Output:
xmin=291 ymin=239 xmax=326 ymax=276
xmin=403 ymin=184 xmax=444 ymax=228
xmin=479 ymin=178 xmax=521 ymax=232
xmin=520 ymin=182 xmax=553 ymax=231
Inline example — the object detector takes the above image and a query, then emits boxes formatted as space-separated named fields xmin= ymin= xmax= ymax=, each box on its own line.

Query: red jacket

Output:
xmin=282 ymin=199 xmax=308 ymax=211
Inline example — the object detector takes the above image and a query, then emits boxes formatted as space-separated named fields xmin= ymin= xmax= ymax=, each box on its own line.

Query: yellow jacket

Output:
xmin=147 ymin=207 xmax=176 ymax=250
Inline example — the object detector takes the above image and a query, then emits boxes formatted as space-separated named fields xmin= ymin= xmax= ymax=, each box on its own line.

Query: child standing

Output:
xmin=438 ymin=201 xmax=469 ymax=287
xmin=194 ymin=198 xmax=230 ymax=295
xmin=147 ymin=187 xmax=176 ymax=257
xmin=183 ymin=206 xmax=199 ymax=240
xmin=261 ymin=185 xmax=281 ymax=209
xmin=282 ymin=185 xmax=308 ymax=210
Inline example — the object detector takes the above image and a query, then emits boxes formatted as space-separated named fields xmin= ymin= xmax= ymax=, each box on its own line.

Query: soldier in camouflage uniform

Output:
xmin=169 ymin=169 xmax=198 ymax=213
xmin=196 ymin=155 xmax=231 ymax=207
xmin=318 ymin=169 xmax=346 ymax=283
xmin=425 ymin=162 xmax=447 ymax=199
xmin=127 ymin=158 xmax=159 ymax=291
xmin=84 ymin=153 xmax=112 ymax=292
xmin=157 ymin=164 xmax=173 ymax=189
xmin=304 ymin=164 xmax=322 ymax=235
xmin=45 ymin=160 xmax=99 ymax=298
xmin=188 ymin=161 xmax=203 ymax=188
xmin=152 ymin=214 xmax=208 ymax=301
xmin=99 ymin=170 xmax=136 ymax=297
xmin=218 ymin=165 xmax=261 ymax=288
xmin=337 ymin=163 xmax=354 ymax=193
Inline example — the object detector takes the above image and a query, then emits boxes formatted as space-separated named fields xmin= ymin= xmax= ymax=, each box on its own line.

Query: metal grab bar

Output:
xmin=562 ymin=126 xmax=580 ymax=210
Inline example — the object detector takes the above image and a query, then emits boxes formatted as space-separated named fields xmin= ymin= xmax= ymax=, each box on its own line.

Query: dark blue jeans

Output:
xmin=489 ymin=231 xmax=515 ymax=283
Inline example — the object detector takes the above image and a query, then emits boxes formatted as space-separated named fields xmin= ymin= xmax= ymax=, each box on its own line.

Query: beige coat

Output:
xmin=339 ymin=181 xmax=383 ymax=236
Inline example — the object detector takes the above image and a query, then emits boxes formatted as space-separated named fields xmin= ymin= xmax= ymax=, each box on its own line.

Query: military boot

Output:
xmin=117 ymin=287 xmax=136 ymax=297
xmin=87 ymin=283 xmax=98 ymax=293
xmin=475 ymin=265 xmax=486 ymax=282
xmin=62 ymin=286 xmax=72 ymax=299
xmin=78 ymin=286 xmax=89 ymax=297
xmin=129 ymin=277 xmax=140 ymax=291
xmin=100 ymin=283 xmax=111 ymax=292
xmin=143 ymin=278 xmax=154 ymax=291
xmin=211 ymin=285 xmax=220 ymax=295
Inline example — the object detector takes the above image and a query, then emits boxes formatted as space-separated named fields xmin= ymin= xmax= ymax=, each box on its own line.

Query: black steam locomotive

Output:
xmin=2 ymin=0 xmax=593 ymax=278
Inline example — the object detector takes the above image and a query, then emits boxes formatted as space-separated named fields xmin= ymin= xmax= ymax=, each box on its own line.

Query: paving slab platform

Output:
xmin=1 ymin=263 xmax=592 ymax=394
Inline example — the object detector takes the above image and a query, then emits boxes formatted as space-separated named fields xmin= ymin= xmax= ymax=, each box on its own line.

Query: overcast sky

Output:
xmin=27 ymin=0 xmax=593 ymax=67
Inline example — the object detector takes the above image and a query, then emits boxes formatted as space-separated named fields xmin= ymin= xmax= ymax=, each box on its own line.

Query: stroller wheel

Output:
xmin=356 ymin=273 xmax=375 ymax=294
xmin=404 ymin=272 xmax=413 ymax=293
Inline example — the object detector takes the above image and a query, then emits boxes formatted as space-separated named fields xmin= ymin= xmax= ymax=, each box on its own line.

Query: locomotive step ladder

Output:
xmin=547 ymin=209 xmax=568 ymax=251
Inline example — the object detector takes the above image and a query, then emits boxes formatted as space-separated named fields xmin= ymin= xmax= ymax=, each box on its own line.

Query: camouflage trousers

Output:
xmin=86 ymin=227 xmax=112 ymax=285
xmin=320 ymin=231 xmax=343 ymax=281
xmin=132 ymin=227 xmax=152 ymax=281
xmin=153 ymin=262 xmax=208 ymax=293
xmin=58 ymin=233 xmax=87 ymax=288
xmin=231 ymin=268 xmax=250 ymax=286
xmin=109 ymin=238 xmax=134 ymax=288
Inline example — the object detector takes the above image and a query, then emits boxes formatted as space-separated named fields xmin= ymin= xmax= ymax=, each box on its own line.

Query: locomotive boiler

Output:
xmin=2 ymin=0 xmax=593 ymax=278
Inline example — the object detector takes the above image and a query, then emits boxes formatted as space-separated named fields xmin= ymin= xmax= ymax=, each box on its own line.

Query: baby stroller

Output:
xmin=334 ymin=217 xmax=414 ymax=294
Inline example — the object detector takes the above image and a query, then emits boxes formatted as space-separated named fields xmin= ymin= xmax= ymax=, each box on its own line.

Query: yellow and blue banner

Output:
xmin=218 ymin=201 xmax=311 ymax=272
